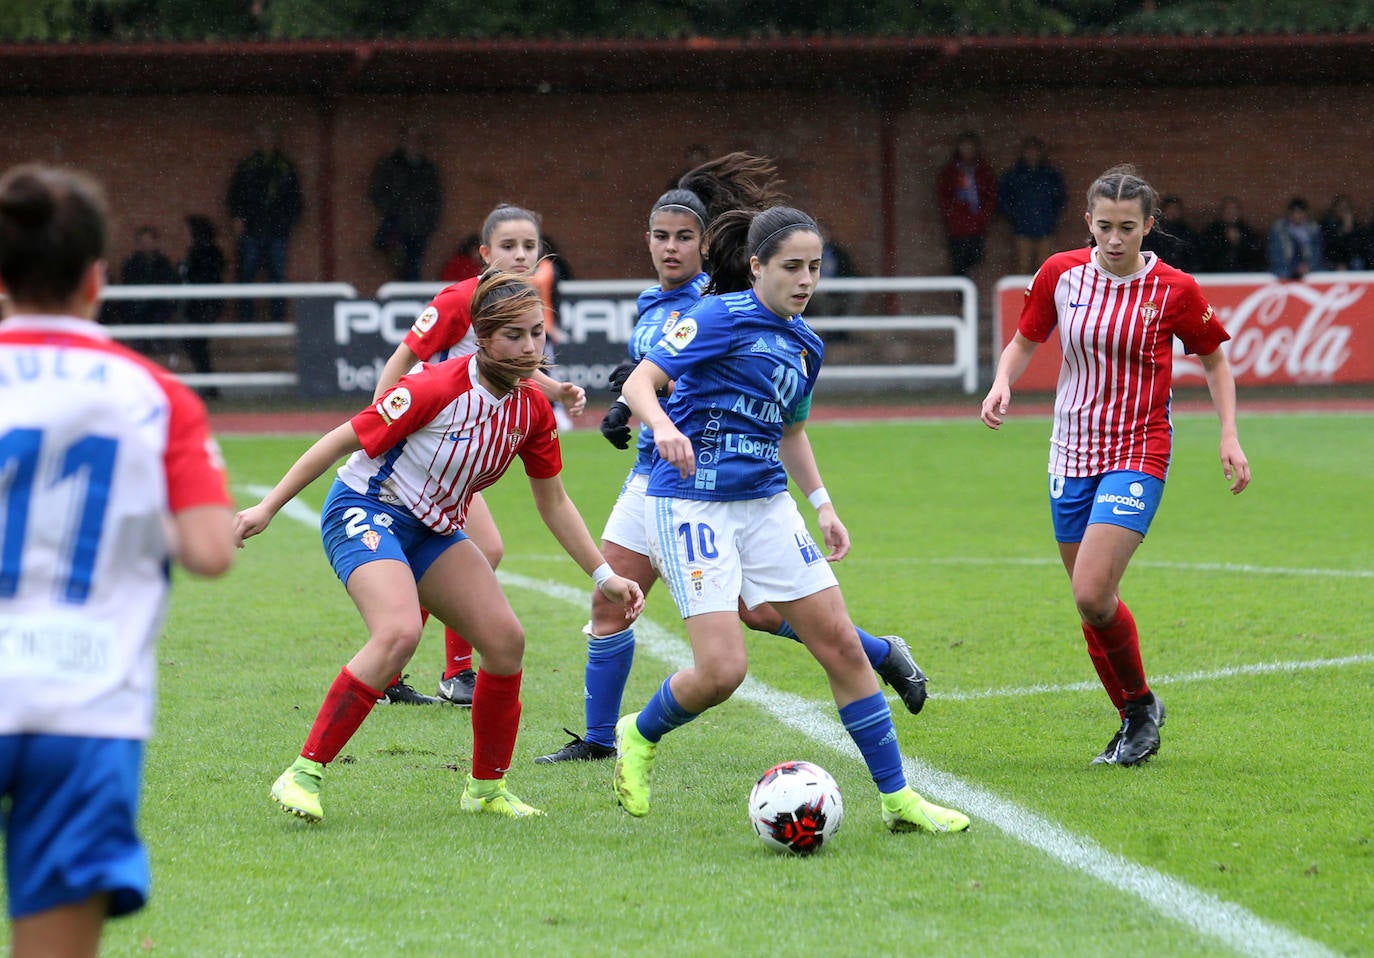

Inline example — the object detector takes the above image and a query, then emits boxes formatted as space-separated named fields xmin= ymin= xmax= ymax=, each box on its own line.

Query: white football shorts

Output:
xmin=645 ymin=491 xmax=838 ymax=618
xmin=601 ymin=472 xmax=651 ymax=555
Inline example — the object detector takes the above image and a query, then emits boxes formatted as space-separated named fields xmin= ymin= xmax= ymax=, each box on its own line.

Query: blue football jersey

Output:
xmin=644 ymin=289 xmax=824 ymax=501
xmin=626 ymin=272 xmax=709 ymax=476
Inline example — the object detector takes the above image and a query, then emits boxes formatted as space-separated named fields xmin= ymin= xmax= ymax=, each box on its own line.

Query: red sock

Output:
xmin=301 ymin=667 xmax=381 ymax=765
xmin=1081 ymin=622 xmax=1126 ymax=713
xmin=470 ymin=669 xmax=521 ymax=780
xmin=443 ymin=627 xmax=474 ymax=680
xmin=1085 ymin=600 xmax=1149 ymax=704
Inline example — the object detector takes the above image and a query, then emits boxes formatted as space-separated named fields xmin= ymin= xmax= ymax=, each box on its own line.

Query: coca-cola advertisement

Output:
xmin=994 ymin=272 xmax=1374 ymax=389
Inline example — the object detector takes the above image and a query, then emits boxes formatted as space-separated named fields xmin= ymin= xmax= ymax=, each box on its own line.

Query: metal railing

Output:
xmin=97 ymin=283 xmax=356 ymax=391
xmin=88 ymin=276 xmax=978 ymax=394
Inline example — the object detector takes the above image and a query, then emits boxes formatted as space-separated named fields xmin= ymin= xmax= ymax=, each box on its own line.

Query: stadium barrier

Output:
xmin=994 ymin=271 xmax=1374 ymax=389
xmin=99 ymin=283 xmax=357 ymax=392
xmin=97 ymin=275 xmax=980 ymax=397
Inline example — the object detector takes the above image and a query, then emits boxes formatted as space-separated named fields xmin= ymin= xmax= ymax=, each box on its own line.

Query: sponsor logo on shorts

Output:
xmin=1096 ymin=490 xmax=1148 ymax=516
xmin=795 ymin=531 xmax=822 ymax=565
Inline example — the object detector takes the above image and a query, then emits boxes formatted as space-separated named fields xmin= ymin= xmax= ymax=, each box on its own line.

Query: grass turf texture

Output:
xmin=8 ymin=411 xmax=1369 ymax=956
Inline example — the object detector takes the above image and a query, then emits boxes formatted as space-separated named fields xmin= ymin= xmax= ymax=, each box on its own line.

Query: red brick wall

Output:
xmin=2 ymin=84 xmax=1364 ymax=304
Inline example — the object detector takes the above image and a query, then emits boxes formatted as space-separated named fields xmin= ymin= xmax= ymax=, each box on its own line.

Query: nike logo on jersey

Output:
xmin=1069 ymin=301 xmax=1087 ymax=308
xmin=447 ymin=433 xmax=472 ymax=442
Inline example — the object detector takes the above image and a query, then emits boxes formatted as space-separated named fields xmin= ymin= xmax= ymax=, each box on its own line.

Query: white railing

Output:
xmin=97 ymin=283 xmax=356 ymax=390
xmin=87 ymin=276 xmax=979 ymax=394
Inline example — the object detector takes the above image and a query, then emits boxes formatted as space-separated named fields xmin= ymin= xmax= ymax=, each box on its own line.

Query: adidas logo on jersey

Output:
xmin=750 ymin=338 xmax=771 ymax=353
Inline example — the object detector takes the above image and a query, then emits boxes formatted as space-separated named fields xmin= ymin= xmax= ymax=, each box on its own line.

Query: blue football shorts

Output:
xmin=320 ymin=479 xmax=467 ymax=586
xmin=1048 ymin=470 xmax=1165 ymax=543
xmin=0 ymin=734 xmax=147 ymax=919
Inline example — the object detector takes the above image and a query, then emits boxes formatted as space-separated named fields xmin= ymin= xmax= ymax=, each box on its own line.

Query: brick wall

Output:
xmin=3 ymin=83 xmax=1366 ymax=306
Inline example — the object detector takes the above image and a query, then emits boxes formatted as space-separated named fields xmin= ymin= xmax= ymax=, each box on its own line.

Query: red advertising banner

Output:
xmin=993 ymin=272 xmax=1374 ymax=390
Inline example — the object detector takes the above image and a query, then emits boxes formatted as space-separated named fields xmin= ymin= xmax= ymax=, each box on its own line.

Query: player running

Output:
xmin=237 ymin=271 xmax=642 ymax=823
xmin=0 ymin=162 xmax=235 ymax=957
xmin=612 ymin=205 xmax=969 ymax=834
xmin=534 ymin=155 xmax=930 ymax=766
xmin=372 ymin=203 xmax=587 ymax=706
xmin=980 ymin=164 xmax=1250 ymax=766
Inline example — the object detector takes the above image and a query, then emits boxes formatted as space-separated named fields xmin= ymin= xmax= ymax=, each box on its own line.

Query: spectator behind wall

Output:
xmin=440 ymin=233 xmax=483 ymax=282
xmin=180 ymin=214 xmax=227 ymax=396
xmin=1267 ymin=197 xmax=1323 ymax=280
xmin=1142 ymin=195 xmax=1202 ymax=272
xmin=369 ymin=125 xmax=444 ymax=282
xmin=226 ymin=121 xmax=303 ymax=320
xmin=118 ymin=225 xmax=179 ymax=356
xmin=1319 ymin=195 xmax=1366 ymax=271
xmin=1199 ymin=197 xmax=1266 ymax=273
xmin=997 ymin=136 xmax=1067 ymax=275
xmin=935 ymin=131 xmax=998 ymax=277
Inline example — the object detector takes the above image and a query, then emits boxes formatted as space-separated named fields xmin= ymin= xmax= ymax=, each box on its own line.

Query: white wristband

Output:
xmin=807 ymin=486 xmax=832 ymax=510
xmin=592 ymin=562 xmax=614 ymax=588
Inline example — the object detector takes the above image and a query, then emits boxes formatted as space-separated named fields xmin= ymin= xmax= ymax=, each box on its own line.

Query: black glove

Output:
xmin=600 ymin=398 xmax=633 ymax=450
xmin=607 ymin=360 xmax=638 ymax=394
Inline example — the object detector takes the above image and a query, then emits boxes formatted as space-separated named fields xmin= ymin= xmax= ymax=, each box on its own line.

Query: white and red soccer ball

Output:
xmin=747 ymin=761 xmax=844 ymax=855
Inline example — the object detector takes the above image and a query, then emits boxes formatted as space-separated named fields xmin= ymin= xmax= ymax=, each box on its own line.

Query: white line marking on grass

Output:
xmin=254 ymin=494 xmax=1337 ymax=958
xmin=242 ymin=484 xmax=321 ymax=529
xmin=497 ymin=571 xmax=1339 ymax=958
xmin=939 ymin=654 xmax=1374 ymax=703
xmin=913 ymin=556 xmax=1374 ymax=579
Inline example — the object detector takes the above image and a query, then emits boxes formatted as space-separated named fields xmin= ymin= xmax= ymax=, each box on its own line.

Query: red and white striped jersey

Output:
xmin=403 ymin=277 xmax=480 ymax=363
xmin=0 ymin=315 xmax=230 ymax=739
xmin=1019 ymin=248 xmax=1230 ymax=479
xmin=338 ymin=354 xmax=560 ymax=534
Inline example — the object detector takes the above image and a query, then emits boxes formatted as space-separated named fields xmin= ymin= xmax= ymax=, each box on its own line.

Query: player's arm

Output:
xmin=530 ymin=368 xmax=587 ymax=416
xmin=235 ymin=423 xmax=362 ymax=542
xmin=622 ymin=359 xmax=694 ymax=476
xmin=780 ymin=419 xmax=849 ymax=562
xmin=527 ymin=475 xmax=644 ymax=619
xmin=980 ymin=330 xmax=1039 ymax=429
xmin=374 ymin=343 xmax=423 ymax=400
xmin=174 ymin=505 xmax=236 ymax=576
xmin=1198 ymin=347 xmax=1251 ymax=494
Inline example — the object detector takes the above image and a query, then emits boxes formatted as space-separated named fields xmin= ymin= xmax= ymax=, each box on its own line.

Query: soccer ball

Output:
xmin=747 ymin=761 xmax=844 ymax=855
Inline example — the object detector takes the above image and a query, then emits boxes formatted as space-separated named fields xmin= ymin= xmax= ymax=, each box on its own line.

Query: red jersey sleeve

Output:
xmin=351 ymin=361 xmax=462 ymax=458
xmin=162 ymin=378 xmax=232 ymax=512
xmin=1017 ymin=255 xmax=1067 ymax=343
xmin=403 ymin=278 xmax=478 ymax=362
xmin=1170 ymin=274 xmax=1231 ymax=356
xmin=517 ymin=387 xmax=563 ymax=479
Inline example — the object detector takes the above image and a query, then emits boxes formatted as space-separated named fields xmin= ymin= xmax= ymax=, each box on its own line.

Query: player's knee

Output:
xmin=477 ymin=621 xmax=525 ymax=673
xmin=697 ymin=661 xmax=747 ymax=706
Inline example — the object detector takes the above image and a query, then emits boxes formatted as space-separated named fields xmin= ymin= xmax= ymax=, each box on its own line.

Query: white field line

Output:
xmin=257 ymin=492 xmax=1340 ymax=958
xmin=938 ymin=654 xmax=1374 ymax=703
xmin=497 ymin=571 xmax=1340 ymax=958
xmin=460 ymin=551 xmax=1374 ymax=580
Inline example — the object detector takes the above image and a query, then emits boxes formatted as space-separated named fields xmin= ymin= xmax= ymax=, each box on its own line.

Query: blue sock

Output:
xmin=772 ymin=620 xmax=800 ymax=641
xmin=634 ymin=675 xmax=698 ymax=743
xmin=855 ymin=627 xmax=889 ymax=669
xmin=776 ymin=620 xmax=887 ymax=669
xmin=585 ymin=626 xmax=634 ymax=748
xmin=839 ymin=692 xmax=906 ymax=794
